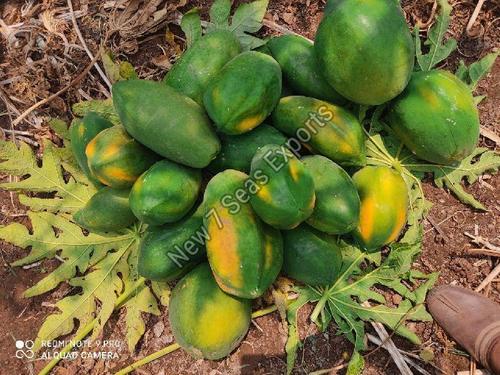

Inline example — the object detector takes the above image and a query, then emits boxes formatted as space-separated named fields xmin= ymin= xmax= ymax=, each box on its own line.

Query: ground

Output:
xmin=0 ymin=0 xmax=499 ymax=374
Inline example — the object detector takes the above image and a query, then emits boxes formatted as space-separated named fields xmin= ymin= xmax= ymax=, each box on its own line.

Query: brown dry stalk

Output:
xmin=11 ymin=52 xmax=101 ymax=127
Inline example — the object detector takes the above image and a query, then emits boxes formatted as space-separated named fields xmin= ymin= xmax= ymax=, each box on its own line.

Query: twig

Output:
xmin=468 ymin=248 xmax=500 ymax=257
xmin=475 ymin=262 xmax=500 ymax=292
xmin=367 ymin=334 xmax=433 ymax=375
xmin=426 ymin=216 xmax=449 ymax=241
xmin=67 ymin=0 xmax=112 ymax=95
xmin=262 ymin=18 xmax=307 ymax=39
xmin=466 ymin=0 xmax=486 ymax=33
xmin=464 ymin=232 xmax=500 ymax=252
xmin=12 ymin=52 xmax=101 ymax=127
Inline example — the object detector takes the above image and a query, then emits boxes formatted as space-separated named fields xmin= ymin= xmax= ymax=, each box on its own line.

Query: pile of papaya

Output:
xmin=69 ymin=0 xmax=480 ymax=361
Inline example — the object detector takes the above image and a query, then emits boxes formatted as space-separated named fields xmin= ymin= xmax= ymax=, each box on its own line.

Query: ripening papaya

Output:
xmin=249 ymin=144 xmax=315 ymax=230
xmin=352 ymin=166 xmax=408 ymax=251
xmin=203 ymin=170 xmax=283 ymax=299
xmin=315 ymin=0 xmax=414 ymax=105
xmin=113 ymin=79 xmax=220 ymax=168
xmin=272 ymin=96 xmax=366 ymax=166
xmin=86 ymin=126 xmax=158 ymax=188
xmin=129 ymin=160 xmax=202 ymax=226
xmin=164 ymin=30 xmax=241 ymax=105
xmin=208 ymin=124 xmax=288 ymax=173
xmin=203 ymin=51 xmax=282 ymax=135
xmin=267 ymin=35 xmax=346 ymax=105
xmin=282 ymin=224 xmax=342 ymax=286
xmin=73 ymin=187 xmax=136 ymax=232
xmin=385 ymin=70 xmax=480 ymax=165
xmin=169 ymin=263 xmax=251 ymax=360
xmin=69 ymin=112 xmax=113 ymax=186
xmin=302 ymin=155 xmax=360 ymax=234
xmin=138 ymin=207 xmax=207 ymax=282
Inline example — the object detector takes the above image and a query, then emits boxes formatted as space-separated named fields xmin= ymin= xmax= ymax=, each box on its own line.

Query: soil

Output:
xmin=0 ymin=1 xmax=499 ymax=374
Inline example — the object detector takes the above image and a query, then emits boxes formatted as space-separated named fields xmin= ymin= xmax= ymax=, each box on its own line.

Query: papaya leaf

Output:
xmin=1 ymin=211 xmax=134 ymax=297
xmin=415 ymin=0 xmax=457 ymax=71
xmin=230 ymin=0 xmax=268 ymax=50
xmin=285 ymin=287 xmax=319 ymax=374
xmin=346 ymin=350 xmax=365 ymax=375
xmin=47 ymin=118 xmax=70 ymax=141
xmin=209 ymin=0 xmax=232 ymax=28
xmin=151 ymin=281 xmax=171 ymax=306
xmin=0 ymin=139 xmax=95 ymax=213
xmin=72 ymin=98 xmax=120 ymax=125
xmin=102 ymin=51 xmax=138 ymax=83
xmin=456 ymin=52 xmax=499 ymax=90
xmin=31 ymin=237 xmax=138 ymax=351
xmin=181 ymin=8 xmax=202 ymax=48
xmin=430 ymin=148 xmax=500 ymax=211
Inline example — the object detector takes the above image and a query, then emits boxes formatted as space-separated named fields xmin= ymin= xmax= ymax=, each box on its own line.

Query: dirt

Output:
xmin=0 ymin=0 xmax=499 ymax=374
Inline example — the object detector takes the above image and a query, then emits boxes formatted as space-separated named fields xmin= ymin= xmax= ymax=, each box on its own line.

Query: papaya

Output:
xmin=203 ymin=170 xmax=283 ymax=298
xmin=86 ymin=126 xmax=158 ymax=188
xmin=282 ymin=224 xmax=342 ymax=286
xmin=385 ymin=70 xmax=480 ymax=165
xmin=302 ymin=155 xmax=360 ymax=234
xmin=267 ymin=35 xmax=346 ymax=104
xmin=113 ymin=79 xmax=220 ymax=168
xmin=138 ymin=207 xmax=206 ymax=282
xmin=169 ymin=263 xmax=251 ymax=360
xmin=249 ymin=144 xmax=315 ymax=230
xmin=73 ymin=187 xmax=136 ymax=232
xmin=352 ymin=166 xmax=408 ymax=251
xmin=315 ymin=0 xmax=414 ymax=105
xmin=164 ymin=30 xmax=241 ymax=105
xmin=69 ymin=112 xmax=113 ymax=186
xmin=203 ymin=51 xmax=282 ymax=135
xmin=272 ymin=96 xmax=366 ymax=166
xmin=129 ymin=160 xmax=201 ymax=225
xmin=208 ymin=124 xmax=288 ymax=173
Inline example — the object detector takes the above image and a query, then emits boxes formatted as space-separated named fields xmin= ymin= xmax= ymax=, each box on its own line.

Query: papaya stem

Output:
xmin=38 ymin=277 xmax=146 ymax=375
xmin=113 ymin=304 xmax=281 ymax=374
xmin=114 ymin=343 xmax=182 ymax=375
xmin=310 ymin=288 xmax=330 ymax=323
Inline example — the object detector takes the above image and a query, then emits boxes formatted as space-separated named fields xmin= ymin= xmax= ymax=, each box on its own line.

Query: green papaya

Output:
xmin=302 ymin=155 xmax=360 ymax=234
xmin=272 ymin=96 xmax=366 ymax=166
xmin=138 ymin=208 xmax=206 ymax=282
xmin=385 ymin=70 xmax=480 ymax=165
xmin=73 ymin=187 xmax=136 ymax=232
xmin=208 ymin=124 xmax=288 ymax=173
xmin=203 ymin=51 xmax=282 ymax=135
xmin=282 ymin=224 xmax=342 ymax=286
xmin=164 ymin=30 xmax=241 ymax=105
xmin=129 ymin=160 xmax=201 ymax=225
xmin=113 ymin=79 xmax=220 ymax=168
xmin=203 ymin=170 xmax=283 ymax=299
xmin=249 ymin=145 xmax=315 ymax=230
xmin=169 ymin=263 xmax=251 ymax=360
xmin=86 ymin=126 xmax=158 ymax=188
xmin=352 ymin=166 xmax=408 ymax=251
xmin=267 ymin=35 xmax=346 ymax=104
xmin=315 ymin=0 xmax=414 ymax=105
xmin=69 ymin=112 xmax=113 ymax=185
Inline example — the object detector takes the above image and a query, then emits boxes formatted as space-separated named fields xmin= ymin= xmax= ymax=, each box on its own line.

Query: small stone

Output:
xmin=153 ymin=321 xmax=165 ymax=338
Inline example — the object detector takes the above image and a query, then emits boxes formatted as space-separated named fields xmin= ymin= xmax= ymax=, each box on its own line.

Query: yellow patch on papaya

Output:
xmin=206 ymin=209 xmax=243 ymax=289
xmin=195 ymin=301 xmax=247 ymax=348
xmin=288 ymin=161 xmax=301 ymax=182
xmin=419 ymin=86 xmax=440 ymax=108
xmin=102 ymin=144 xmax=121 ymax=160
xmin=103 ymin=166 xmax=136 ymax=183
xmin=257 ymin=185 xmax=273 ymax=203
xmin=338 ymin=141 xmax=353 ymax=155
xmin=86 ymin=139 xmax=97 ymax=158
xmin=236 ymin=113 xmax=265 ymax=132
xmin=386 ymin=207 xmax=407 ymax=244
xmin=78 ymin=123 xmax=86 ymax=137
xmin=358 ymin=195 xmax=376 ymax=242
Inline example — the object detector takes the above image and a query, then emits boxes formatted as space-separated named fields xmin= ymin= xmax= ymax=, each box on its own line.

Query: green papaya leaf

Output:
xmin=415 ymin=0 xmax=457 ymax=71
xmin=209 ymin=0 xmax=232 ymax=28
xmin=230 ymin=0 xmax=268 ymax=50
xmin=181 ymin=8 xmax=203 ymax=48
